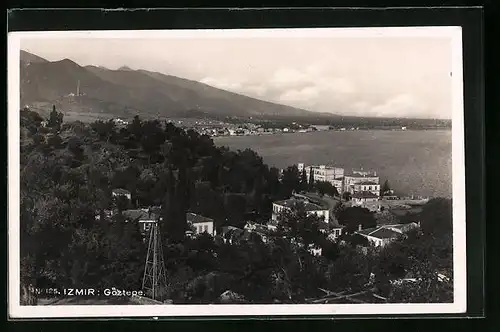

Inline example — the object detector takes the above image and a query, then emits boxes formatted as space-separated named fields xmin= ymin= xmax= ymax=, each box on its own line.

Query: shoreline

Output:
xmin=210 ymin=128 xmax=452 ymax=140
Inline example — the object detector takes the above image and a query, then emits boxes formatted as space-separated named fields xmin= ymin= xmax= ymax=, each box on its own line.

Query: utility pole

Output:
xmin=142 ymin=219 xmax=167 ymax=302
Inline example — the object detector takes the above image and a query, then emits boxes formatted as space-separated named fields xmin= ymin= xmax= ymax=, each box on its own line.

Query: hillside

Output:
xmin=20 ymin=50 xmax=49 ymax=64
xmin=19 ymin=51 xmax=322 ymax=121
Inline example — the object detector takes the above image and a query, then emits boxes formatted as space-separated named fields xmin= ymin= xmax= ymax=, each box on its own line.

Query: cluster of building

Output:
xmin=102 ymin=188 xmax=217 ymax=238
xmin=298 ymin=163 xmax=382 ymax=211
xmin=106 ymin=172 xmax=419 ymax=254
xmin=193 ymin=124 xmax=315 ymax=138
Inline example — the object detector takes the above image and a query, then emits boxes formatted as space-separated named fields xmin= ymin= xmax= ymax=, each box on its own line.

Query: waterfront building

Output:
xmin=343 ymin=170 xmax=380 ymax=196
xmin=298 ymin=163 xmax=345 ymax=193
xmin=351 ymin=191 xmax=381 ymax=211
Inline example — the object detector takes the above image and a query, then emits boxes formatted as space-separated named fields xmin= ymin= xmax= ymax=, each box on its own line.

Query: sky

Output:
xmin=20 ymin=33 xmax=454 ymax=119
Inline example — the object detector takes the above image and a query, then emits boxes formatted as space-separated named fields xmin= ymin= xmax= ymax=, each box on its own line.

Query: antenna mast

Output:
xmin=142 ymin=219 xmax=167 ymax=302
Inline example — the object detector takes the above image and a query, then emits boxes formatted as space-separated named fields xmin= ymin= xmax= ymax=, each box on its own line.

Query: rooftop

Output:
xmin=352 ymin=191 xmax=379 ymax=199
xmin=122 ymin=209 xmax=159 ymax=221
xmin=112 ymin=188 xmax=131 ymax=195
xmin=345 ymin=169 xmax=379 ymax=177
xmin=186 ymin=212 xmax=214 ymax=224
xmin=274 ymin=198 xmax=325 ymax=212
xmin=357 ymin=181 xmax=379 ymax=185
xmin=356 ymin=224 xmax=416 ymax=240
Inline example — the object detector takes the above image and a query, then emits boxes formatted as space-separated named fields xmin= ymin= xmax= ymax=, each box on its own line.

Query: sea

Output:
xmin=214 ymin=130 xmax=452 ymax=198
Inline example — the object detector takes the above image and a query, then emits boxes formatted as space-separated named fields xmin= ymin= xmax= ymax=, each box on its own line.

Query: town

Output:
xmin=20 ymin=106 xmax=453 ymax=306
xmin=104 ymin=160 xmax=432 ymax=263
xmin=109 ymin=117 xmax=411 ymax=138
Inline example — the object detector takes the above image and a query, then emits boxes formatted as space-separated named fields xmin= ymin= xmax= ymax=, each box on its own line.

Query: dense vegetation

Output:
xmin=20 ymin=107 xmax=454 ymax=304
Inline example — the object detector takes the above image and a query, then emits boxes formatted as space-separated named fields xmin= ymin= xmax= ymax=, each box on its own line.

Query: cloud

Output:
xmin=200 ymin=77 xmax=242 ymax=91
xmin=279 ymin=86 xmax=320 ymax=104
xmin=244 ymin=84 xmax=268 ymax=97
xmin=201 ymin=70 xmax=429 ymax=119
xmin=271 ymin=66 xmax=356 ymax=109
xmin=371 ymin=93 xmax=427 ymax=118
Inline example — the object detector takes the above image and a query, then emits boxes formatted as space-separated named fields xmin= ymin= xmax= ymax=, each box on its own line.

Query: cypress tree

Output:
xmin=308 ymin=166 xmax=314 ymax=186
xmin=300 ymin=167 xmax=308 ymax=190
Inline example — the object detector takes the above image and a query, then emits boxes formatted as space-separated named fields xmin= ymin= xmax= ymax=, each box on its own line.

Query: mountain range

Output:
xmin=20 ymin=50 xmax=333 ymax=121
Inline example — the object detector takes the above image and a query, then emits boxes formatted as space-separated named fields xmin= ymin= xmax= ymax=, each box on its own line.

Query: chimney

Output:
xmin=358 ymin=224 xmax=362 ymax=232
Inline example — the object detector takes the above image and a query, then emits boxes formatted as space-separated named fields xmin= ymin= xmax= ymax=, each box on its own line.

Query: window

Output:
xmin=204 ymin=225 xmax=208 ymax=233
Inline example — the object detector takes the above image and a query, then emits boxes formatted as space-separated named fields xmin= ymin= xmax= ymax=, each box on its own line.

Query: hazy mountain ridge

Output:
xmin=20 ymin=50 xmax=49 ymax=64
xmin=19 ymin=51 xmax=325 ymax=119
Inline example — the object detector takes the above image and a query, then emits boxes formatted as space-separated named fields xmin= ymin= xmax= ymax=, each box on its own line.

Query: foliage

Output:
xmin=48 ymin=105 xmax=64 ymax=131
xmin=336 ymin=206 xmax=377 ymax=233
xmin=275 ymin=202 xmax=326 ymax=250
xmin=19 ymin=109 xmax=454 ymax=304
xmin=381 ymin=179 xmax=391 ymax=195
xmin=418 ymin=198 xmax=452 ymax=235
xmin=308 ymin=166 xmax=314 ymax=186
xmin=314 ymin=181 xmax=339 ymax=197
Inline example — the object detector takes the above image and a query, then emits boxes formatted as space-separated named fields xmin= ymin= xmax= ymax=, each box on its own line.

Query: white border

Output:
xmin=8 ymin=27 xmax=466 ymax=318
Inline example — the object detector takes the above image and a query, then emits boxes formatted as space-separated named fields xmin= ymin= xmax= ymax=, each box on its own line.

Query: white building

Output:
xmin=122 ymin=208 xmax=160 ymax=235
xmin=343 ymin=170 xmax=380 ymax=196
xmin=272 ymin=197 xmax=329 ymax=223
xmin=327 ymin=225 xmax=344 ymax=241
xmin=351 ymin=191 xmax=380 ymax=211
xmin=351 ymin=181 xmax=381 ymax=196
xmin=355 ymin=222 xmax=419 ymax=248
xmin=298 ymin=163 xmax=345 ymax=193
xmin=186 ymin=212 xmax=216 ymax=236
xmin=112 ymin=188 xmax=132 ymax=201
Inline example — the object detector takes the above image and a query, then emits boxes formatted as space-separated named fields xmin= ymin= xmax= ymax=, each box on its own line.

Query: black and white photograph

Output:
xmin=8 ymin=26 xmax=467 ymax=318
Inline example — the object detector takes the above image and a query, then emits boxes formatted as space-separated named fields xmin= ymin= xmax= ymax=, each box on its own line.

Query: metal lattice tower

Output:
xmin=142 ymin=219 xmax=167 ymax=302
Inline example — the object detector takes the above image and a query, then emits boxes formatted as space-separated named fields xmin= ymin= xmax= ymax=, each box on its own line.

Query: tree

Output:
xmin=315 ymin=181 xmax=339 ymax=197
xmin=375 ymin=230 xmax=453 ymax=302
xmin=47 ymin=134 xmax=63 ymax=149
xmin=381 ymin=180 xmax=392 ymax=196
xmin=32 ymin=134 xmax=45 ymax=146
xmin=333 ymin=201 xmax=345 ymax=219
xmin=90 ymin=120 xmax=116 ymax=142
xmin=418 ymin=198 xmax=452 ymax=235
xmin=128 ymin=115 xmax=143 ymax=142
xmin=276 ymin=202 xmax=326 ymax=250
xmin=336 ymin=207 xmax=377 ymax=233
xmin=48 ymin=105 xmax=64 ymax=131
xmin=280 ymin=165 xmax=301 ymax=198
xmin=223 ymin=193 xmax=247 ymax=228
xmin=342 ymin=191 xmax=352 ymax=201
xmin=325 ymin=246 xmax=374 ymax=293
xmin=308 ymin=166 xmax=314 ymax=186
xmin=300 ymin=167 xmax=308 ymax=191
